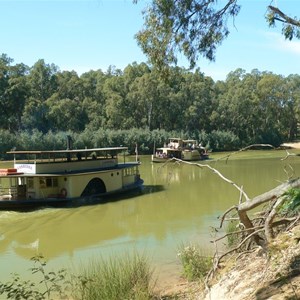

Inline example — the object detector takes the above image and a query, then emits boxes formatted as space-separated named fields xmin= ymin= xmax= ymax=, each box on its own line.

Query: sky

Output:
xmin=0 ymin=0 xmax=299 ymax=81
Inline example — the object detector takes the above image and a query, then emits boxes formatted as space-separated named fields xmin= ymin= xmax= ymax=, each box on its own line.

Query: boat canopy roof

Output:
xmin=168 ymin=138 xmax=182 ymax=141
xmin=7 ymin=147 xmax=128 ymax=155
xmin=183 ymin=139 xmax=197 ymax=143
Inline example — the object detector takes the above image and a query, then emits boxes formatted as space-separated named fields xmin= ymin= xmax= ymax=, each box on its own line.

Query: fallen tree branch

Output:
xmin=212 ymin=225 xmax=264 ymax=243
xmin=168 ymin=157 xmax=250 ymax=201
xmin=265 ymin=196 xmax=286 ymax=242
xmin=217 ymin=144 xmax=274 ymax=162
xmin=238 ymin=178 xmax=300 ymax=213
xmin=219 ymin=205 xmax=237 ymax=228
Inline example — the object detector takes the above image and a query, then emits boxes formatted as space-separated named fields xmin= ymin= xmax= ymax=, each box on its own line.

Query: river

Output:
xmin=0 ymin=149 xmax=300 ymax=285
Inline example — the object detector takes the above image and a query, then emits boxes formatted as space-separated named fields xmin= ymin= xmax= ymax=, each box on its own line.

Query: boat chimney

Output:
xmin=66 ymin=135 xmax=73 ymax=150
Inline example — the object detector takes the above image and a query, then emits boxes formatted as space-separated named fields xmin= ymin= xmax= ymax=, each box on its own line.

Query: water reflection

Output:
xmin=0 ymin=151 xmax=299 ymax=282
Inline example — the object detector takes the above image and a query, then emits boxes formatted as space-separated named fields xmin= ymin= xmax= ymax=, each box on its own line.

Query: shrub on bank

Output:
xmin=0 ymin=128 xmax=244 ymax=160
xmin=177 ymin=244 xmax=212 ymax=282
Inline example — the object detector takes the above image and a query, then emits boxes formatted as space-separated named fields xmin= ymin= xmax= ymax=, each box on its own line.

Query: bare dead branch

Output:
xmin=286 ymin=215 xmax=300 ymax=230
xmin=264 ymin=196 xmax=286 ymax=242
xmin=206 ymin=228 xmax=265 ymax=284
xmin=283 ymin=164 xmax=295 ymax=181
xmin=216 ymin=144 xmax=274 ymax=163
xmin=238 ymin=178 xmax=300 ymax=213
xmin=235 ymin=246 xmax=261 ymax=261
xmin=216 ymin=228 xmax=264 ymax=263
xmin=281 ymin=149 xmax=300 ymax=161
xmin=219 ymin=205 xmax=237 ymax=228
xmin=168 ymin=157 xmax=250 ymax=201
xmin=273 ymin=217 xmax=297 ymax=227
xmin=212 ymin=225 xmax=264 ymax=243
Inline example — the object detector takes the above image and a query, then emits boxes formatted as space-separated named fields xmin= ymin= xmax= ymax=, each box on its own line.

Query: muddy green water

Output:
xmin=0 ymin=150 xmax=300 ymax=284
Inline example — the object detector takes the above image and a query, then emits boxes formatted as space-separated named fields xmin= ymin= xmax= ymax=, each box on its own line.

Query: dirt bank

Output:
xmin=204 ymin=224 xmax=300 ymax=300
xmin=158 ymin=224 xmax=300 ymax=299
xmin=281 ymin=142 xmax=300 ymax=149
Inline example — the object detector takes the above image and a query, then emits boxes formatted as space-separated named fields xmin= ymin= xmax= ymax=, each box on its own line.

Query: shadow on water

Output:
xmin=0 ymin=184 xmax=166 ymax=213
xmin=70 ymin=184 xmax=165 ymax=208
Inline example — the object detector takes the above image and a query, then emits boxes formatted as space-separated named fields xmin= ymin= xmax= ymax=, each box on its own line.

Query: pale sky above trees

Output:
xmin=0 ymin=0 xmax=299 ymax=80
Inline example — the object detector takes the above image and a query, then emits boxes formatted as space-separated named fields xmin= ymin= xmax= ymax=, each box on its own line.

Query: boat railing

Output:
xmin=0 ymin=187 xmax=17 ymax=200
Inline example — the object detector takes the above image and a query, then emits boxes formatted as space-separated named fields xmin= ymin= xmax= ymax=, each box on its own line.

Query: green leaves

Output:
xmin=135 ymin=0 xmax=240 ymax=71
xmin=267 ymin=5 xmax=300 ymax=41
xmin=279 ymin=188 xmax=300 ymax=216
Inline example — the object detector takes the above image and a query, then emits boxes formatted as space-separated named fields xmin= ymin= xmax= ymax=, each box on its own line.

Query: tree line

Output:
xmin=0 ymin=53 xmax=299 ymax=158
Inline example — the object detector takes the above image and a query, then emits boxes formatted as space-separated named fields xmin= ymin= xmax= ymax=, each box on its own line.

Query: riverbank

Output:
xmin=205 ymin=225 xmax=300 ymax=299
xmin=157 ymin=223 xmax=300 ymax=300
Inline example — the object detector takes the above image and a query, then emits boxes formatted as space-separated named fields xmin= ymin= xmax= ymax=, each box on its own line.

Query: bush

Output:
xmin=225 ymin=220 xmax=240 ymax=249
xmin=177 ymin=244 xmax=212 ymax=282
xmin=279 ymin=188 xmax=300 ymax=216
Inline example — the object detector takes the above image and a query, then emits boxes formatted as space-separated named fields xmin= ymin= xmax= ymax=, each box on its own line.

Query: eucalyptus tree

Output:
xmin=126 ymin=72 xmax=163 ymax=130
xmin=22 ymin=59 xmax=59 ymax=132
xmin=27 ymin=59 xmax=58 ymax=101
xmin=103 ymin=75 xmax=129 ymax=129
xmin=80 ymin=70 xmax=108 ymax=130
xmin=0 ymin=54 xmax=29 ymax=131
xmin=47 ymin=97 xmax=87 ymax=132
xmin=255 ymin=73 xmax=286 ymax=144
xmin=180 ymin=69 xmax=215 ymax=133
xmin=211 ymin=69 xmax=265 ymax=144
xmin=135 ymin=0 xmax=300 ymax=71
xmin=123 ymin=62 xmax=151 ymax=88
xmin=211 ymin=69 xmax=245 ymax=136
xmin=122 ymin=62 xmax=154 ymax=129
xmin=129 ymin=68 xmax=191 ymax=131
xmin=42 ymin=71 xmax=85 ymax=132
xmin=56 ymin=70 xmax=83 ymax=100
xmin=104 ymin=63 xmax=154 ymax=130
xmin=284 ymin=74 xmax=300 ymax=139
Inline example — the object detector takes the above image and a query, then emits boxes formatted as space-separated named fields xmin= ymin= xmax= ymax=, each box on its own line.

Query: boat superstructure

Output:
xmin=151 ymin=138 xmax=183 ymax=163
xmin=181 ymin=139 xmax=209 ymax=161
xmin=0 ymin=146 xmax=143 ymax=210
xmin=151 ymin=138 xmax=209 ymax=163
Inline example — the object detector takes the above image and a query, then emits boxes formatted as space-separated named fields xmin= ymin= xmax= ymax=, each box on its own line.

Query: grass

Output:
xmin=71 ymin=252 xmax=154 ymax=300
xmin=0 ymin=253 xmax=155 ymax=300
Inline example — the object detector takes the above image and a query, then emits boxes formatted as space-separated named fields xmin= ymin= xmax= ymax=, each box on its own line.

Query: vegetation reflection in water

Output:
xmin=0 ymin=149 xmax=300 ymax=283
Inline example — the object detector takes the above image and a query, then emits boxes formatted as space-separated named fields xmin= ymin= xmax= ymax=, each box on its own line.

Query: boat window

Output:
xmin=53 ymin=178 xmax=58 ymax=187
xmin=27 ymin=178 xmax=34 ymax=189
xmin=40 ymin=178 xmax=46 ymax=188
xmin=46 ymin=178 xmax=52 ymax=187
xmin=40 ymin=177 xmax=58 ymax=188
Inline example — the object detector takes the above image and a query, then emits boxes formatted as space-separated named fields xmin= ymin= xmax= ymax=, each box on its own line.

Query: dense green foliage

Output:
xmin=0 ymin=53 xmax=299 ymax=157
xmin=279 ymin=188 xmax=300 ymax=216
